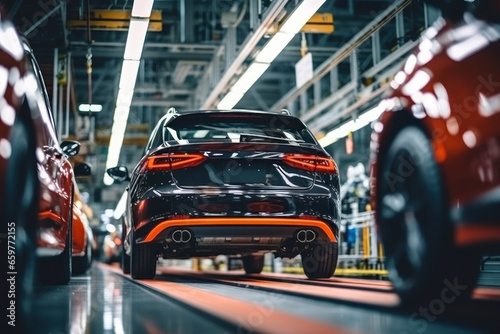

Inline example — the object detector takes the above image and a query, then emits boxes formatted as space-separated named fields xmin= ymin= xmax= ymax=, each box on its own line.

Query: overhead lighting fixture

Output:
xmin=124 ymin=18 xmax=149 ymax=60
xmin=104 ymin=0 xmax=155 ymax=185
xmin=217 ymin=0 xmax=326 ymax=109
xmin=231 ymin=63 xmax=270 ymax=94
xmin=255 ymin=32 xmax=295 ymax=63
xmin=318 ymin=104 xmax=385 ymax=147
xmin=132 ymin=0 xmax=155 ymax=18
xmin=217 ymin=90 xmax=244 ymax=110
xmin=280 ymin=0 xmax=326 ymax=34
xmin=78 ymin=104 xmax=102 ymax=112
xmin=118 ymin=60 xmax=140 ymax=90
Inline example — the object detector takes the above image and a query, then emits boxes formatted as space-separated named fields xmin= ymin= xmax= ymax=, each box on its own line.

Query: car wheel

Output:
xmin=378 ymin=126 xmax=479 ymax=306
xmin=121 ymin=220 xmax=130 ymax=274
xmin=301 ymin=242 xmax=338 ymax=279
xmin=3 ymin=116 xmax=38 ymax=321
xmin=130 ymin=229 xmax=156 ymax=279
xmin=72 ymin=234 xmax=92 ymax=275
xmin=40 ymin=191 xmax=73 ymax=285
xmin=242 ymin=254 xmax=264 ymax=274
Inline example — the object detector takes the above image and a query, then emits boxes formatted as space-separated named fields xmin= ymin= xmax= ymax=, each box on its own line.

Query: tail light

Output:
xmin=145 ymin=153 xmax=207 ymax=171
xmin=247 ymin=202 xmax=285 ymax=213
xmin=282 ymin=154 xmax=337 ymax=174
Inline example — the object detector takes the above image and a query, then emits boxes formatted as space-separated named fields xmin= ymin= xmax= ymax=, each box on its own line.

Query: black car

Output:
xmin=108 ymin=109 xmax=340 ymax=279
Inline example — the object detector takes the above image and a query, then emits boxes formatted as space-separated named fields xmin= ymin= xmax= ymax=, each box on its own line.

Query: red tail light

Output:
xmin=146 ymin=153 xmax=207 ymax=171
xmin=247 ymin=202 xmax=285 ymax=213
xmin=282 ymin=154 xmax=337 ymax=174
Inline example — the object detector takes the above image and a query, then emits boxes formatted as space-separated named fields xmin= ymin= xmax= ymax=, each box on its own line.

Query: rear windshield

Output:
xmin=162 ymin=113 xmax=317 ymax=145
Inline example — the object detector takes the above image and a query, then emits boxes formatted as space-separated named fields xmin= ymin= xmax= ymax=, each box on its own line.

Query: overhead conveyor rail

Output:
xmin=194 ymin=0 xmax=443 ymax=140
xmin=267 ymin=0 xmax=440 ymax=139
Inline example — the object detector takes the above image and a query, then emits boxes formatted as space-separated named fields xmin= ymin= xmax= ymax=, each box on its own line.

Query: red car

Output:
xmin=0 ymin=9 xmax=84 ymax=293
xmin=370 ymin=0 xmax=500 ymax=306
xmin=22 ymin=38 xmax=82 ymax=285
xmin=72 ymin=182 xmax=93 ymax=275
xmin=0 ymin=8 xmax=40 ymax=321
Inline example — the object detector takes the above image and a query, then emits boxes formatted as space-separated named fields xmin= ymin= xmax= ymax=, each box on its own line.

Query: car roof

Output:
xmin=157 ymin=108 xmax=293 ymax=126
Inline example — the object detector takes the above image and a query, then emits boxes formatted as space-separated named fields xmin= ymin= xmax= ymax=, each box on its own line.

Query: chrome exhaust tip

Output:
xmin=296 ymin=229 xmax=316 ymax=243
xmin=171 ymin=229 xmax=192 ymax=243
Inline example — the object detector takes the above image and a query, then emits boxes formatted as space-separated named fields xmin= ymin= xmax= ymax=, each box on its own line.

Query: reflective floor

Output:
xmin=18 ymin=265 xmax=500 ymax=334
xmin=25 ymin=267 xmax=236 ymax=334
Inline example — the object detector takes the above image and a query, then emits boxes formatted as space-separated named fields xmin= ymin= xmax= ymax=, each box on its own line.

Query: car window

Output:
xmin=163 ymin=113 xmax=317 ymax=145
xmin=24 ymin=53 xmax=60 ymax=148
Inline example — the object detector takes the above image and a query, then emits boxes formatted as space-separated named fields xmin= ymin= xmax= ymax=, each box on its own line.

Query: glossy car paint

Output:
xmin=0 ymin=16 xmax=29 ymax=220
xmin=370 ymin=4 xmax=500 ymax=248
xmin=72 ymin=204 xmax=89 ymax=255
xmin=22 ymin=42 xmax=76 ymax=257
xmin=120 ymin=111 xmax=340 ymax=260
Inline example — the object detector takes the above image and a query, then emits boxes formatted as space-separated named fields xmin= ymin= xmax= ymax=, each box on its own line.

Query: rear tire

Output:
xmin=242 ymin=254 xmax=264 ymax=274
xmin=301 ymin=242 xmax=338 ymax=279
xmin=378 ymin=126 xmax=478 ymax=307
xmin=130 ymin=229 xmax=156 ymax=279
xmin=3 ymin=117 xmax=38 ymax=326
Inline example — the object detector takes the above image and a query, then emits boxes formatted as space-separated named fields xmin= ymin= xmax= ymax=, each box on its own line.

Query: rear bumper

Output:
xmin=138 ymin=217 xmax=337 ymax=244
xmin=132 ymin=192 xmax=340 ymax=232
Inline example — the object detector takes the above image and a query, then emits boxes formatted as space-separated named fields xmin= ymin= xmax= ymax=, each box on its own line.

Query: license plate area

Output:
xmin=225 ymin=162 xmax=266 ymax=184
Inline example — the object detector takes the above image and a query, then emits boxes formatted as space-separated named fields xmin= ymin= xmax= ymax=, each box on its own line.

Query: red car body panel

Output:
xmin=370 ymin=4 xmax=500 ymax=247
xmin=72 ymin=204 xmax=89 ymax=256
xmin=22 ymin=38 xmax=75 ymax=256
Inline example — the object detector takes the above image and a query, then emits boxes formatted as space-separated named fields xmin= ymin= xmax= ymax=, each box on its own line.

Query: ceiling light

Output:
xmin=217 ymin=0 xmax=326 ymax=109
xmin=116 ymin=89 xmax=134 ymax=108
xmin=124 ymin=18 xmax=149 ymax=60
xmin=118 ymin=60 xmax=140 ymax=90
xmin=132 ymin=0 xmax=154 ymax=18
xmin=104 ymin=0 xmax=155 ymax=185
xmin=78 ymin=104 xmax=102 ymax=112
xmin=230 ymin=62 xmax=270 ymax=94
xmin=255 ymin=32 xmax=295 ymax=63
xmin=280 ymin=0 xmax=326 ymax=34
xmin=217 ymin=90 xmax=244 ymax=110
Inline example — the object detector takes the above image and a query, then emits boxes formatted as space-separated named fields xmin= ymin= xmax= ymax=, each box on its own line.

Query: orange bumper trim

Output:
xmin=141 ymin=218 xmax=336 ymax=243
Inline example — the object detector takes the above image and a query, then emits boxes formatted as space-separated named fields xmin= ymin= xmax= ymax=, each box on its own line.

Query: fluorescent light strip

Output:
xmin=280 ymin=0 xmax=326 ymax=34
xmin=318 ymin=104 xmax=385 ymax=147
xmin=217 ymin=0 xmax=326 ymax=109
xmin=231 ymin=63 xmax=270 ymax=94
xmin=255 ymin=32 xmax=295 ymax=63
xmin=217 ymin=90 xmax=244 ymax=110
xmin=119 ymin=60 xmax=140 ymax=90
xmin=78 ymin=104 xmax=102 ymax=112
xmin=104 ymin=0 xmax=155 ymax=185
xmin=132 ymin=0 xmax=154 ymax=18
xmin=124 ymin=18 xmax=149 ymax=60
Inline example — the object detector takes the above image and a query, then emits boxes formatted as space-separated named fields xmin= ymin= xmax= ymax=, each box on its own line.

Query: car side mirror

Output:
xmin=107 ymin=166 xmax=130 ymax=182
xmin=74 ymin=162 xmax=92 ymax=177
xmin=61 ymin=140 xmax=81 ymax=157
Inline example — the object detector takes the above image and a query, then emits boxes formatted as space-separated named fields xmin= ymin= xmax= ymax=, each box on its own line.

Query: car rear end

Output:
xmin=128 ymin=111 xmax=340 ymax=278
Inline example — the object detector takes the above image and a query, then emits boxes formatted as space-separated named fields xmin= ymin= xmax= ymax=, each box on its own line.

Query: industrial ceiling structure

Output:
xmin=6 ymin=0 xmax=439 ymax=220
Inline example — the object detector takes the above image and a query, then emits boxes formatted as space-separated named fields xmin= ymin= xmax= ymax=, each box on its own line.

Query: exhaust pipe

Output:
xmin=296 ymin=229 xmax=316 ymax=243
xmin=171 ymin=229 xmax=192 ymax=243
